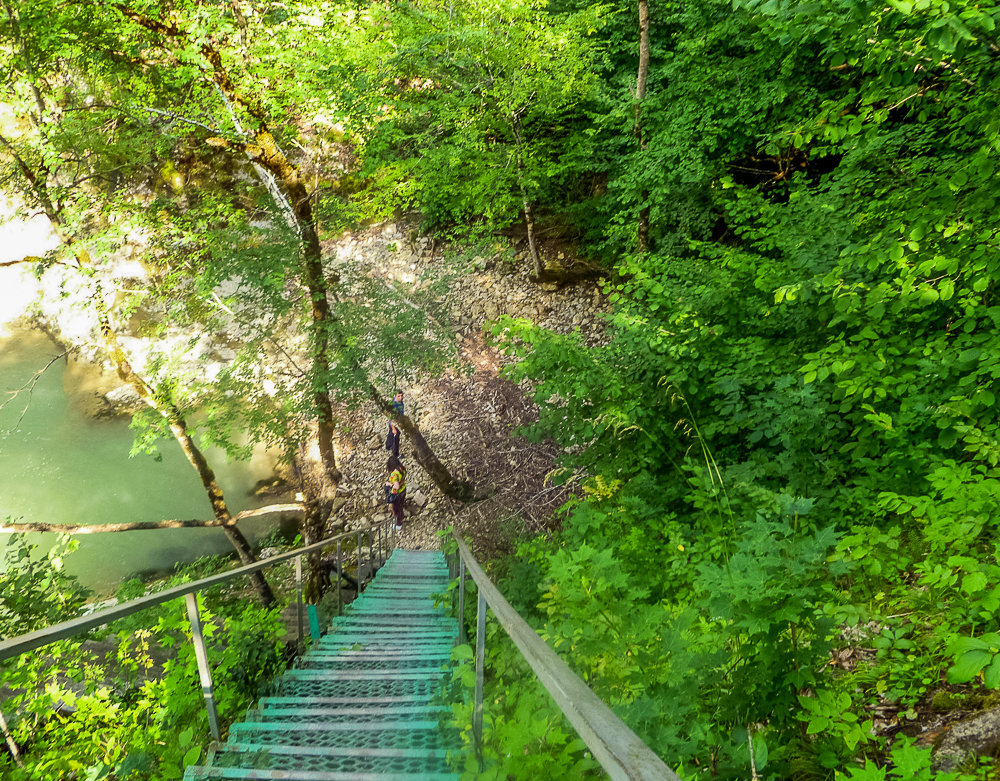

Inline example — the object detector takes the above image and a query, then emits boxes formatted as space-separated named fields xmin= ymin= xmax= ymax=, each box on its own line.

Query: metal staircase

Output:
xmin=183 ymin=549 xmax=462 ymax=780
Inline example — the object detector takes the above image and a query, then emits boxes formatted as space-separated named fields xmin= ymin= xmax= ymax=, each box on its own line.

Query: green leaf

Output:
xmin=962 ymin=571 xmax=989 ymax=594
xmin=947 ymin=649 xmax=992 ymax=683
xmin=984 ymin=658 xmax=1000 ymax=689
xmin=806 ymin=716 xmax=829 ymax=734
xmin=752 ymin=732 xmax=768 ymax=769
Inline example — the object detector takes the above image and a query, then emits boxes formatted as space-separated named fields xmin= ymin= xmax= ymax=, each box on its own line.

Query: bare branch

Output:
xmin=232 ymin=502 xmax=305 ymax=521
xmin=0 ymin=349 xmax=70 ymax=429
xmin=0 ymin=519 xmax=227 ymax=534
xmin=138 ymin=105 xmax=223 ymax=134
xmin=0 ymin=255 xmax=45 ymax=267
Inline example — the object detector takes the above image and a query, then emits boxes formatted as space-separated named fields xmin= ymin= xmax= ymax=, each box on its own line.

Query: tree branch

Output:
xmin=138 ymin=105 xmax=223 ymax=134
xmin=1 ymin=349 xmax=70 ymax=430
xmin=0 ymin=255 xmax=45 ymax=267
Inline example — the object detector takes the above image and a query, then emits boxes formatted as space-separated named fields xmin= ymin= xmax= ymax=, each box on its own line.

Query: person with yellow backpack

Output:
xmin=385 ymin=455 xmax=407 ymax=531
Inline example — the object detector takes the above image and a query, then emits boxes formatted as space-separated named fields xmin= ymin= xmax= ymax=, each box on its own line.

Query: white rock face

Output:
xmin=0 ymin=196 xmax=61 ymax=329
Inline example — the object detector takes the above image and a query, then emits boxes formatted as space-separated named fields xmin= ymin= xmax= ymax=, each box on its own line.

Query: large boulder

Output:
xmin=933 ymin=706 xmax=1000 ymax=771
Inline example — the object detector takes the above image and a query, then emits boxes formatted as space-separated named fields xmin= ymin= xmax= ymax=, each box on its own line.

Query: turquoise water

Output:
xmin=0 ymin=327 xmax=282 ymax=595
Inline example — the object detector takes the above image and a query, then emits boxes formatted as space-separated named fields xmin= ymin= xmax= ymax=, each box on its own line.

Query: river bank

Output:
xmin=0 ymin=192 xmax=609 ymax=594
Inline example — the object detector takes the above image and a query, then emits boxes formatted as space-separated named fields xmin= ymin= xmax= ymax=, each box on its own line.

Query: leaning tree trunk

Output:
xmin=635 ymin=0 xmax=651 ymax=253
xmin=102 ymin=328 xmax=276 ymax=606
xmin=0 ymin=131 xmax=275 ymax=606
xmin=235 ymin=98 xmax=343 ymax=602
xmin=368 ymin=386 xmax=479 ymax=503
xmin=117 ymin=5 xmax=343 ymax=496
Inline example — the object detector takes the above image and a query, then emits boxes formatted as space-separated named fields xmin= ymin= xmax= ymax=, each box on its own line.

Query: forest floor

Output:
xmin=317 ymin=220 xmax=611 ymax=561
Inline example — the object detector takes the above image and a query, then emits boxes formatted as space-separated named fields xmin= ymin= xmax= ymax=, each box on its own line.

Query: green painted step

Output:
xmin=183 ymin=549 xmax=461 ymax=781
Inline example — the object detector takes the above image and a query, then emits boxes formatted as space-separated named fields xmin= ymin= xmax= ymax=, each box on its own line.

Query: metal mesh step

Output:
xmin=244 ymin=703 xmax=447 ymax=724
xmin=247 ymin=705 xmax=448 ymax=722
xmin=204 ymin=743 xmax=460 ymax=775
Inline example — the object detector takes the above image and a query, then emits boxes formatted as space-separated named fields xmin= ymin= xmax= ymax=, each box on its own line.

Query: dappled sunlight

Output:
xmin=0 ymin=196 xmax=58 ymax=330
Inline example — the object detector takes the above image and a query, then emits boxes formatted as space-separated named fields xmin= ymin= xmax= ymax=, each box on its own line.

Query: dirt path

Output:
xmin=320 ymin=221 xmax=610 ymax=559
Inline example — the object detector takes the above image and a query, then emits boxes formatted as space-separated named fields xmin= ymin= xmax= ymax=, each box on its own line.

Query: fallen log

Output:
xmin=0 ymin=503 xmax=305 ymax=535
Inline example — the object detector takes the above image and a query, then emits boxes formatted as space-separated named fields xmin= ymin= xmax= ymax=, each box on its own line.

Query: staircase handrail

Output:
xmin=0 ymin=519 xmax=393 ymax=741
xmin=450 ymin=532 xmax=680 ymax=781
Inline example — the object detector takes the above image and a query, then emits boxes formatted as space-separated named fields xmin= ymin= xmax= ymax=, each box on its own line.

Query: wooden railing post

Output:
xmin=184 ymin=593 xmax=220 ymax=742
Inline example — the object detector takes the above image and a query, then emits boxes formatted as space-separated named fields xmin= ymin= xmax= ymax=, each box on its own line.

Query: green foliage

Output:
xmin=479 ymin=0 xmax=1000 ymax=773
xmin=0 ymin=540 xmax=287 ymax=780
xmin=837 ymin=736 xmax=982 ymax=781
xmin=7 ymin=0 xmax=1000 ymax=775
xmin=446 ymin=623 xmax=603 ymax=779
xmin=0 ymin=533 xmax=91 ymax=636
xmin=947 ymin=632 xmax=1000 ymax=689
xmin=798 ymin=690 xmax=872 ymax=755
xmin=335 ymin=0 xmax=608 ymax=239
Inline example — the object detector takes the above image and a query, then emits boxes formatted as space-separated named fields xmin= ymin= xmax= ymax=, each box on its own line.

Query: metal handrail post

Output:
xmin=458 ymin=558 xmax=466 ymax=645
xmin=473 ymin=591 xmax=486 ymax=761
xmin=336 ymin=540 xmax=343 ymax=617
xmin=295 ymin=555 xmax=304 ymax=648
xmin=356 ymin=529 xmax=363 ymax=592
xmin=184 ymin=593 xmax=220 ymax=741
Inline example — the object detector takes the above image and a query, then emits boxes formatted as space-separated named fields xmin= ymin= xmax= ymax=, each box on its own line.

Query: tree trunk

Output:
xmin=110 ymin=12 xmax=346 ymax=601
xmin=522 ymin=186 xmax=543 ymax=279
xmin=0 ymin=707 xmax=23 ymax=769
xmin=368 ymin=385 xmax=479 ymax=502
xmin=104 ymin=332 xmax=276 ymax=606
xmin=635 ymin=0 xmax=651 ymax=253
xmin=511 ymin=112 xmax=544 ymax=279
xmin=301 ymin=496 xmax=335 ymax=602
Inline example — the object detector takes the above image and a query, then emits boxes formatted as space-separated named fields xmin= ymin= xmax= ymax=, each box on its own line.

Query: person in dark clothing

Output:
xmin=391 ymin=391 xmax=404 ymax=416
xmin=385 ymin=421 xmax=401 ymax=458
xmin=385 ymin=455 xmax=407 ymax=530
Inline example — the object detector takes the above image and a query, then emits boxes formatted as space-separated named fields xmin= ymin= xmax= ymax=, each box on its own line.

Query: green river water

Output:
xmin=0 ymin=327 xmax=281 ymax=595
